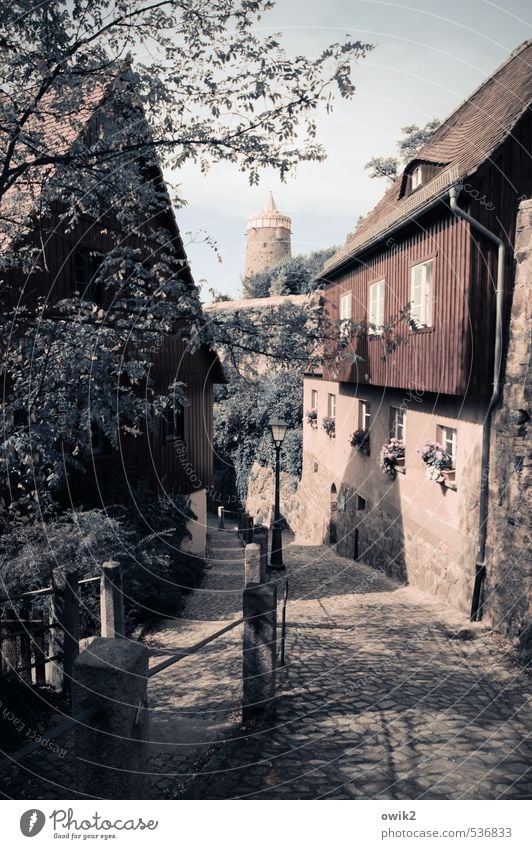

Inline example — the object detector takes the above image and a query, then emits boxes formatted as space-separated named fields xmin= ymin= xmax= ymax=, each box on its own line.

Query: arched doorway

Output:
xmin=329 ymin=483 xmax=338 ymax=545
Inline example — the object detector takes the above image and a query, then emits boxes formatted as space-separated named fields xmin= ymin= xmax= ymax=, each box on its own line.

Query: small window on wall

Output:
xmin=311 ymin=389 xmax=318 ymax=410
xmin=90 ymin=423 xmax=111 ymax=456
xmin=164 ymin=405 xmax=185 ymax=444
xmin=368 ymin=279 xmax=384 ymax=334
xmin=73 ymin=248 xmax=104 ymax=304
xmin=340 ymin=292 xmax=352 ymax=335
xmin=328 ymin=393 xmax=336 ymax=418
xmin=411 ymin=165 xmax=423 ymax=191
xmin=390 ymin=406 xmax=406 ymax=442
xmin=410 ymin=260 xmax=433 ymax=328
xmin=359 ymin=400 xmax=371 ymax=432
xmin=438 ymin=425 xmax=457 ymax=468
xmin=355 ymin=494 xmax=366 ymax=511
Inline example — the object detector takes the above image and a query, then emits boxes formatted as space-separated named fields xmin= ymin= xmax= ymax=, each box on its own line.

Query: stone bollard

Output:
xmin=72 ymin=637 xmax=149 ymax=799
xmin=242 ymin=584 xmax=277 ymax=724
xmin=48 ymin=566 xmax=80 ymax=695
xmin=218 ymin=506 xmax=225 ymax=529
xmin=100 ymin=561 xmax=125 ymax=639
xmin=252 ymin=526 xmax=269 ymax=582
xmin=245 ymin=543 xmax=261 ymax=586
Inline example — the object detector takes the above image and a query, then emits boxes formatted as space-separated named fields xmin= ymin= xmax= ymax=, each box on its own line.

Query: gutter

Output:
xmin=448 ymin=185 xmax=506 ymax=621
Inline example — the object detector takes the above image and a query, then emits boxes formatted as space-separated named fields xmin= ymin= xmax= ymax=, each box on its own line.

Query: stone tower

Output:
xmin=245 ymin=192 xmax=291 ymax=278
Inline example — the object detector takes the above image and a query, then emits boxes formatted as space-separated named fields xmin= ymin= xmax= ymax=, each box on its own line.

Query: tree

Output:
xmin=365 ymin=119 xmax=440 ymax=181
xmin=0 ymin=1 xmax=373 ymax=517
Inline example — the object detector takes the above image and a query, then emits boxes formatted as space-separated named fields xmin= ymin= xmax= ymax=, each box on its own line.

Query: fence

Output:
xmin=0 ymin=561 xmax=124 ymax=696
xmin=0 ymin=519 xmax=289 ymax=798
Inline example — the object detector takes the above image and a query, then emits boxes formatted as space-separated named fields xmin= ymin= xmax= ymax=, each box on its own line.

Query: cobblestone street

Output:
xmin=148 ymin=519 xmax=531 ymax=800
xmin=1 ymin=518 xmax=530 ymax=800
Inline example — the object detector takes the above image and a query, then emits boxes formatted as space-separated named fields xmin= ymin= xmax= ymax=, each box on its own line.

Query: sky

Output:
xmin=167 ymin=0 xmax=532 ymax=301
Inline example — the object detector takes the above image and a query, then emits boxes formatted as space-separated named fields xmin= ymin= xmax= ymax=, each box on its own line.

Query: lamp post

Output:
xmin=269 ymin=417 xmax=289 ymax=570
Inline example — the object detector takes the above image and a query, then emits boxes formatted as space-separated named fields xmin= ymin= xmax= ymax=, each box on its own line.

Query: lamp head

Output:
xmin=269 ymin=417 xmax=289 ymax=446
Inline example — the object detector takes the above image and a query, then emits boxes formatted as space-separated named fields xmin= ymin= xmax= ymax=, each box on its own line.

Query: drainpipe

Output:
xmin=448 ymin=185 xmax=505 ymax=621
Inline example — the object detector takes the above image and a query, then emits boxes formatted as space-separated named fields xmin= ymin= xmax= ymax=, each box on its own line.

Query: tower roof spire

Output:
xmin=265 ymin=191 xmax=277 ymax=213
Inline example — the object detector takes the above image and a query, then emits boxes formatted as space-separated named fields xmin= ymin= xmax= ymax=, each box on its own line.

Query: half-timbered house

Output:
xmin=299 ymin=40 xmax=532 ymax=626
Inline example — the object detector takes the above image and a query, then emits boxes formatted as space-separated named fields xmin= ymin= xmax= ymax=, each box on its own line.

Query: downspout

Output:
xmin=448 ymin=185 xmax=506 ymax=621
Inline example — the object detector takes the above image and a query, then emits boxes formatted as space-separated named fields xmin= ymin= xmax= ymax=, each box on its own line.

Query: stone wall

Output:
xmin=245 ymin=461 xmax=300 ymax=531
xmin=485 ymin=199 xmax=532 ymax=645
xmin=245 ymin=225 xmax=291 ymax=278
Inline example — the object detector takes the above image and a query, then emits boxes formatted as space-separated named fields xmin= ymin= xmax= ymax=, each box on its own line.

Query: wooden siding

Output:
xmin=323 ymin=108 xmax=531 ymax=398
xmin=323 ymin=210 xmax=471 ymax=396
xmin=150 ymin=337 xmax=215 ymax=495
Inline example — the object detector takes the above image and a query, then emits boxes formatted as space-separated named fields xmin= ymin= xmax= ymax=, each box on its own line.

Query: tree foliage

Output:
xmin=241 ymin=246 xmax=336 ymax=298
xmin=0 ymin=1 xmax=373 ymax=518
xmin=214 ymin=368 xmax=302 ymax=501
xmin=365 ymin=119 xmax=440 ymax=181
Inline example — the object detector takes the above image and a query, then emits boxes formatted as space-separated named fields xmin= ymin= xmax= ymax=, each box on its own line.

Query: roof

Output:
xmin=247 ymin=191 xmax=291 ymax=231
xmin=322 ymin=39 xmax=532 ymax=279
xmin=205 ymin=293 xmax=315 ymax=312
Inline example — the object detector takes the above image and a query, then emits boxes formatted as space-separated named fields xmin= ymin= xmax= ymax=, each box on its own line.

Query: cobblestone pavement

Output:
xmin=171 ymin=523 xmax=531 ymax=800
xmin=1 ymin=517 xmax=530 ymax=800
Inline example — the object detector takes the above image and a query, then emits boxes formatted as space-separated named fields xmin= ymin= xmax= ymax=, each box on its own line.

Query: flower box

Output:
xmin=349 ymin=429 xmax=370 ymax=455
xmin=322 ymin=416 xmax=336 ymax=438
xmin=418 ymin=441 xmax=453 ymax=483
xmin=379 ymin=439 xmax=405 ymax=479
xmin=305 ymin=408 xmax=318 ymax=426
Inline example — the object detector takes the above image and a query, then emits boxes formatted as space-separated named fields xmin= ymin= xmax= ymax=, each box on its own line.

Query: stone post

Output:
xmin=218 ymin=506 xmax=225 ymax=529
xmin=72 ymin=637 xmax=149 ymax=799
xmin=252 ymin=526 xmax=269 ymax=582
xmin=100 ymin=561 xmax=125 ymax=639
xmin=242 ymin=584 xmax=277 ymax=723
xmin=48 ymin=566 xmax=79 ymax=695
xmin=245 ymin=543 xmax=261 ymax=586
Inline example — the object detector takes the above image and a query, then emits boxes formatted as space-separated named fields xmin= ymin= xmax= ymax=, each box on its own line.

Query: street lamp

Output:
xmin=268 ymin=417 xmax=289 ymax=569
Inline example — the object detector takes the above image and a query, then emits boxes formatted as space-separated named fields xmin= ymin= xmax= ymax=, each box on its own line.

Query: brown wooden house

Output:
xmin=299 ymin=40 xmax=532 ymax=631
xmin=0 ymin=62 xmax=225 ymax=554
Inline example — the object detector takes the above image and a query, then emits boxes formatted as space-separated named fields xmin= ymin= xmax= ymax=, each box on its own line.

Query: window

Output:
xmin=164 ymin=405 xmax=184 ymax=444
xmin=328 ymin=393 xmax=336 ymax=418
xmin=411 ymin=165 xmax=423 ymax=190
xmin=438 ymin=425 xmax=457 ymax=468
xmin=311 ymin=389 xmax=318 ymax=411
xmin=355 ymin=494 xmax=366 ymax=511
xmin=90 ymin=423 xmax=110 ymax=456
xmin=368 ymin=279 xmax=384 ymax=333
xmin=340 ymin=292 xmax=352 ymax=335
xmin=390 ymin=406 xmax=406 ymax=442
xmin=73 ymin=249 xmax=104 ymax=304
xmin=410 ymin=260 xmax=433 ymax=328
xmin=359 ymin=400 xmax=371 ymax=432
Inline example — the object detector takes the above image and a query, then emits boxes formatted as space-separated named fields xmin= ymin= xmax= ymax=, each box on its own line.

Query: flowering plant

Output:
xmin=349 ymin=429 xmax=370 ymax=454
xmin=305 ymin=408 xmax=318 ymax=425
xmin=322 ymin=416 xmax=336 ymax=437
xmin=379 ymin=438 xmax=405 ymax=479
xmin=418 ymin=441 xmax=453 ymax=482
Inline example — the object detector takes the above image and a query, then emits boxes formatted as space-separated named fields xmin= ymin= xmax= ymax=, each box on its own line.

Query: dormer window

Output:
xmin=411 ymin=165 xmax=423 ymax=191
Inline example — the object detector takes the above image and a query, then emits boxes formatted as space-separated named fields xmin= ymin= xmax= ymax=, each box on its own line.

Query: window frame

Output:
xmin=311 ymin=389 xmax=318 ymax=411
xmin=389 ymin=405 xmax=406 ymax=442
xmin=358 ymin=399 xmax=371 ymax=432
xmin=368 ymin=278 xmax=385 ymax=335
xmin=328 ymin=393 xmax=337 ymax=419
xmin=409 ymin=257 xmax=434 ymax=330
xmin=72 ymin=247 xmax=105 ymax=304
xmin=339 ymin=291 xmax=352 ymax=335
xmin=411 ymin=165 xmax=423 ymax=191
xmin=438 ymin=424 xmax=457 ymax=469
